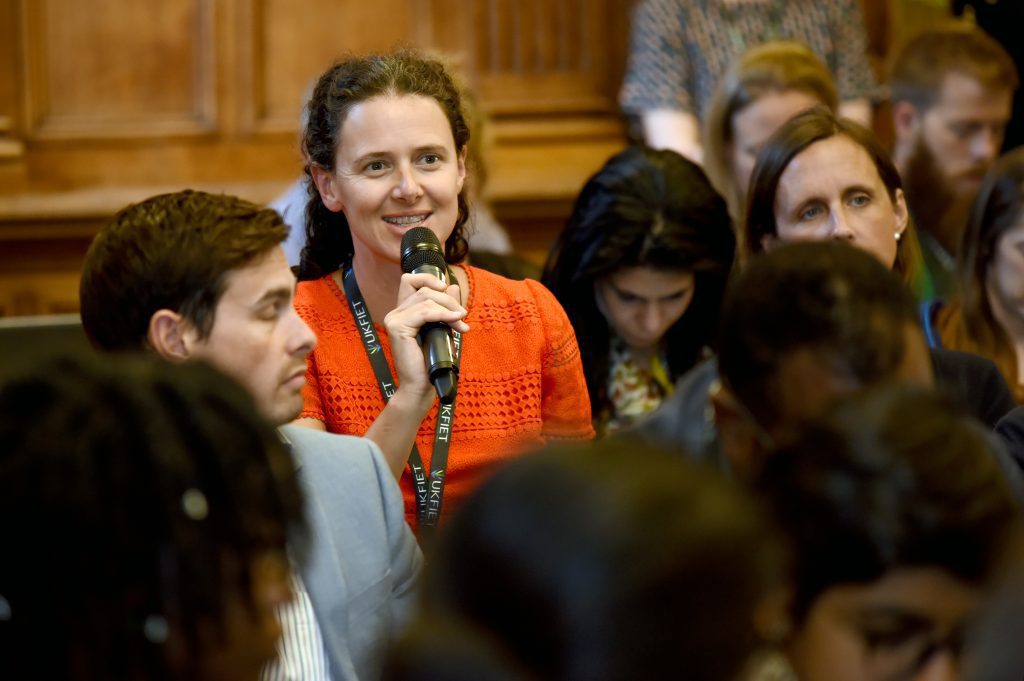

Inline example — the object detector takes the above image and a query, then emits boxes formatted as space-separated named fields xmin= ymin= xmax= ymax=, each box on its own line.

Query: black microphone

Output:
xmin=400 ymin=227 xmax=458 ymax=404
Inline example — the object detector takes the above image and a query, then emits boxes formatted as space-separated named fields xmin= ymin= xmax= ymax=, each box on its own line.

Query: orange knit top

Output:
xmin=294 ymin=265 xmax=594 ymax=527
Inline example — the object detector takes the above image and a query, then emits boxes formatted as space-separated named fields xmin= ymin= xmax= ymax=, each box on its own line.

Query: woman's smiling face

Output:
xmin=313 ymin=93 xmax=466 ymax=266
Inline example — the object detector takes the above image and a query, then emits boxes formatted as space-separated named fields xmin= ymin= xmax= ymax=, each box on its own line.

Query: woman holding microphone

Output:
xmin=292 ymin=51 xmax=593 ymax=530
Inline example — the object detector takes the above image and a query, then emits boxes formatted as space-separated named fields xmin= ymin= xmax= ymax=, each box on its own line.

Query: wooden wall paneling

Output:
xmin=0 ymin=208 xmax=104 ymax=316
xmin=237 ymin=0 xmax=423 ymax=136
xmin=424 ymin=0 xmax=631 ymax=260
xmin=0 ymin=262 xmax=89 ymax=316
xmin=0 ymin=1 xmax=27 ymax=191
xmin=470 ymin=0 xmax=626 ymax=116
xmin=0 ymin=1 xmax=20 ymax=126
xmin=411 ymin=0 xmax=473 ymax=71
xmin=891 ymin=0 xmax=958 ymax=54
xmin=0 ymin=180 xmax=293 ymax=316
xmin=20 ymin=0 xmax=218 ymax=140
xmin=0 ymin=1 xmax=637 ymax=314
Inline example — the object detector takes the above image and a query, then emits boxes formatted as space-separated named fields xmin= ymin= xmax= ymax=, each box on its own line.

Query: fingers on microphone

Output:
xmin=399 ymin=272 xmax=449 ymax=293
xmin=414 ymin=286 xmax=466 ymax=313
xmin=387 ymin=288 xmax=469 ymax=331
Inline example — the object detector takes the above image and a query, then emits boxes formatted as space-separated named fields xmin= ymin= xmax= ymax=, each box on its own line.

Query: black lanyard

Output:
xmin=342 ymin=267 xmax=461 ymax=528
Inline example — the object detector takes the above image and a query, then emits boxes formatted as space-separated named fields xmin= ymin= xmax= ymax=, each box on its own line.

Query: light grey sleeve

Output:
xmin=278 ymin=426 xmax=423 ymax=681
xmin=363 ymin=438 xmax=423 ymax=632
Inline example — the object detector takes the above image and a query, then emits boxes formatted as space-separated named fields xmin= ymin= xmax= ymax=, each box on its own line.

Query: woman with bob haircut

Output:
xmin=739 ymin=107 xmax=1021 ymax=426
xmin=704 ymin=41 xmax=838 ymax=228
xmin=743 ymin=106 xmax=930 ymax=297
xmin=294 ymin=50 xmax=593 ymax=530
xmin=542 ymin=146 xmax=735 ymax=435
xmin=924 ymin=147 xmax=1024 ymax=402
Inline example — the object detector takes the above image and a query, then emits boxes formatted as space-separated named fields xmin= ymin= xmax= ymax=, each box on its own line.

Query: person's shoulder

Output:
xmin=995 ymin=406 xmax=1024 ymax=472
xmin=296 ymin=273 xmax=333 ymax=287
xmin=295 ymin=274 xmax=334 ymax=301
xmin=466 ymin=266 xmax=564 ymax=315
xmin=279 ymin=426 xmax=382 ymax=477
xmin=294 ymin=275 xmax=342 ymax=330
xmin=632 ymin=358 xmax=718 ymax=452
xmin=466 ymin=265 xmax=536 ymax=298
xmin=930 ymin=348 xmax=1016 ymax=427
xmin=931 ymin=346 xmax=1002 ymax=378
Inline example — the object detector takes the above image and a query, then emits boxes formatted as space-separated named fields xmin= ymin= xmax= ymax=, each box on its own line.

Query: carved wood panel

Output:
xmin=20 ymin=0 xmax=217 ymax=140
xmin=0 ymin=0 xmax=632 ymax=316
xmin=237 ymin=0 xmax=420 ymax=134
xmin=234 ymin=0 xmax=630 ymax=136
xmin=466 ymin=0 xmax=629 ymax=116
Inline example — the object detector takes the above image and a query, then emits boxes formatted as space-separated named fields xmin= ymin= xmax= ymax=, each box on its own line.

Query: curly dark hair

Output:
xmin=298 ymin=50 xmax=471 ymax=280
xmin=542 ymin=146 xmax=735 ymax=418
xmin=0 ymin=352 xmax=306 ymax=680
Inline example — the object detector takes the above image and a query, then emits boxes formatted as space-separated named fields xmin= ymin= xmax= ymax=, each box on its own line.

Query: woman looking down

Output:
xmin=543 ymin=147 xmax=734 ymax=436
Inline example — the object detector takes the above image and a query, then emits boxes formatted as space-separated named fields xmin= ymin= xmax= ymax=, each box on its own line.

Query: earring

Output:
xmin=895 ymin=231 xmax=903 ymax=242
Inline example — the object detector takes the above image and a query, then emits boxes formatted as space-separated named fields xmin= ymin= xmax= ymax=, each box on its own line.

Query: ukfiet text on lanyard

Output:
xmin=342 ymin=266 xmax=461 ymax=529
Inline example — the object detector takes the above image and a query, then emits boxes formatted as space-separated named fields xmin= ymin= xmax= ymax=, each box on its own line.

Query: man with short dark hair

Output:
xmin=635 ymin=242 xmax=1020 ymax=486
xmin=80 ymin=189 xmax=421 ymax=681
xmin=889 ymin=25 xmax=1018 ymax=298
xmin=712 ymin=240 xmax=933 ymax=475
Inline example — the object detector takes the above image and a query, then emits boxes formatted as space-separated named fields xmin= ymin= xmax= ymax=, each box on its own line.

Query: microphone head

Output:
xmin=401 ymin=227 xmax=447 ymax=274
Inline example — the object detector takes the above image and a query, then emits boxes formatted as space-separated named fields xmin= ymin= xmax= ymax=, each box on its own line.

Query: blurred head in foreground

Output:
xmin=758 ymin=385 xmax=1020 ymax=681
xmin=0 ymin=353 xmax=305 ymax=681
xmin=714 ymin=241 xmax=934 ymax=478
xmin=395 ymin=440 xmax=784 ymax=681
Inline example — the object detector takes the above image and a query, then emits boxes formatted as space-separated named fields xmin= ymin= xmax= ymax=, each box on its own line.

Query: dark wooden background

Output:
xmin=0 ymin=0 xmax=949 ymax=315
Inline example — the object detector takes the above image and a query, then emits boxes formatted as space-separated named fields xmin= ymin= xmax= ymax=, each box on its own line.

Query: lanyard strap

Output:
xmin=342 ymin=267 xmax=461 ymax=527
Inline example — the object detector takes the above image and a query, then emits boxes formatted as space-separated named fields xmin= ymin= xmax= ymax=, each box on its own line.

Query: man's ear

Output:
xmin=309 ymin=164 xmax=344 ymax=213
xmin=710 ymin=383 xmax=765 ymax=481
xmin=892 ymin=100 xmax=921 ymax=141
xmin=147 ymin=309 xmax=193 ymax=361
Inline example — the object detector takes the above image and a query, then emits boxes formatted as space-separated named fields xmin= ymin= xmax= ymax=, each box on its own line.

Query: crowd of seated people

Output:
xmin=10 ymin=6 xmax=1024 ymax=679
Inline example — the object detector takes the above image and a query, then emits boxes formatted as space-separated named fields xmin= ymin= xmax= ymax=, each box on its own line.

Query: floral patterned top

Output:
xmin=601 ymin=339 xmax=675 ymax=436
xmin=619 ymin=0 xmax=879 ymax=118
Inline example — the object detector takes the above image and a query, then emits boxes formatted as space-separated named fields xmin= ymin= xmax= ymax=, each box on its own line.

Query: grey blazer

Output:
xmin=280 ymin=426 xmax=423 ymax=681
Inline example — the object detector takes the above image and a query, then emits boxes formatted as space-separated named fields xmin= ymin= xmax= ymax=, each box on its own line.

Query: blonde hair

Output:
xmin=704 ymin=41 xmax=839 ymax=224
